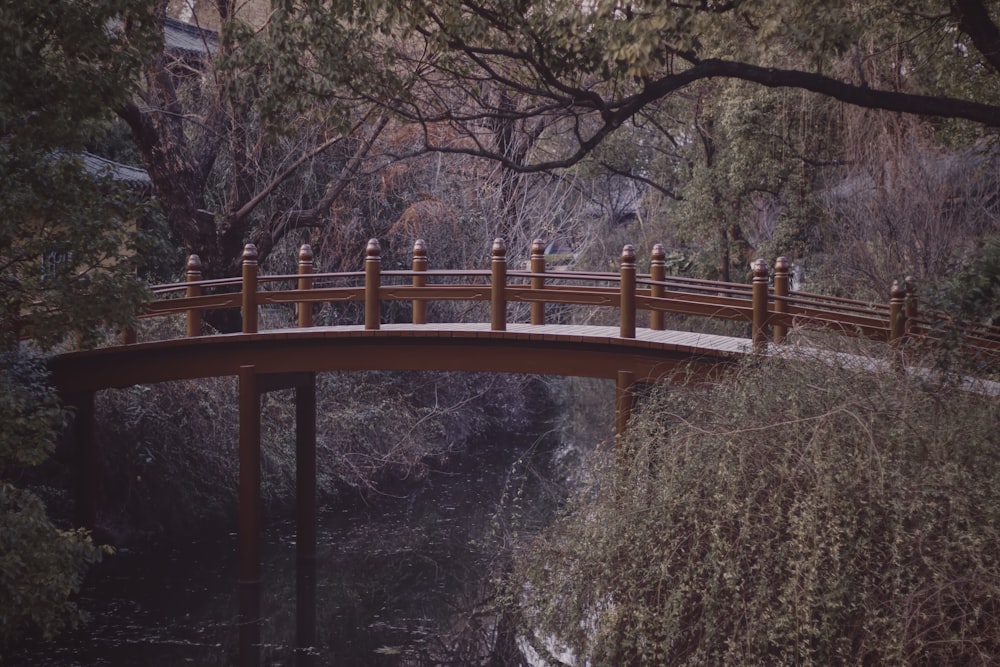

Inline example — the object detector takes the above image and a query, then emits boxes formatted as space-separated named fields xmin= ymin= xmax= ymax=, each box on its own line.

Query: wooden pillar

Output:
xmin=615 ymin=370 xmax=635 ymax=441
xmin=751 ymin=258 xmax=769 ymax=352
xmin=904 ymin=276 xmax=918 ymax=340
xmin=71 ymin=392 xmax=97 ymax=531
xmin=295 ymin=372 xmax=317 ymax=665
xmin=237 ymin=365 xmax=261 ymax=667
xmin=297 ymin=245 xmax=314 ymax=329
xmin=412 ymin=239 xmax=427 ymax=325
xmin=365 ymin=239 xmax=381 ymax=330
xmin=530 ymin=238 xmax=546 ymax=325
xmin=649 ymin=243 xmax=666 ymax=331
xmin=186 ymin=254 xmax=203 ymax=338
xmin=295 ymin=374 xmax=317 ymax=567
xmin=773 ymin=256 xmax=789 ymax=344
xmin=491 ymin=238 xmax=507 ymax=331
xmin=242 ymin=244 xmax=259 ymax=334
xmin=620 ymin=245 xmax=636 ymax=339
xmin=889 ymin=279 xmax=906 ymax=350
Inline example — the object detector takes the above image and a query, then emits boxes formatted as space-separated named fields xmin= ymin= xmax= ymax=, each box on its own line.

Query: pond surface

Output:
xmin=13 ymin=437 xmax=559 ymax=666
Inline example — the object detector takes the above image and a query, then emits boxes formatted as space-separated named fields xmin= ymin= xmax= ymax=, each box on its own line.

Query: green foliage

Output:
xmin=0 ymin=154 xmax=154 ymax=349
xmin=0 ymin=0 xmax=159 ymax=349
xmin=0 ymin=353 xmax=65 ymax=471
xmin=942 ymin=235 xmax=1000 ymax=327
xmin=0 ymin=0 xmax=160 ymax=153
xmin=0 ymin=0 xmax=158 ymax=649
xmin=0 ymin=353 xmax=108 ymax=650
xmin=0 ymin=484 xmax=107 ymax=651
xmin=514 ymin=356 xmax=1000 ymax=665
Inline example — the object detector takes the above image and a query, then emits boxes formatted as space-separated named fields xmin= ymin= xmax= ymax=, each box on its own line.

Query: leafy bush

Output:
xmin=0 ymin=484 xmax=106 ymax=650
xmin=513 ymin=355 xmax=1000 ymax=666
xmin=0 ymin=353 xmax=107 ymax=650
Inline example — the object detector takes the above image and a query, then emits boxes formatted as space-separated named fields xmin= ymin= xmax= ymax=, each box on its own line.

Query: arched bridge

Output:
xmin=52 ymin=237 xmax=953 ymax=392
xmin=46 ymin=237 xmax=999 ymax=664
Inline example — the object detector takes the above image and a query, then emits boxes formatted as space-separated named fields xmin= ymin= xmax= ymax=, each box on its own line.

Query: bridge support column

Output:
xmin=295 ymin=373 xmax=317 ymax=663
xmin=238 ymin=365 xmax=261 ymax=667
xmin=70 ymin=392 xmax=97 ymax=531
xmin=615 ymin=370 xmax=636 ymax=442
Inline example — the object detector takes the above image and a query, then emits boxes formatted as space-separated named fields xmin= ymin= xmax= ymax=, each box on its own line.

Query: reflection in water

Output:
xmin=12 ymin=439 xmax=555 ymax=666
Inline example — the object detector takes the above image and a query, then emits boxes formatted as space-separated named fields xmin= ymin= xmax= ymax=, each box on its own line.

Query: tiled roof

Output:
xmin=80 ymin=152 xmax=151 ymax=188
xmin=163 ymin=17 xmax=218 ymax=57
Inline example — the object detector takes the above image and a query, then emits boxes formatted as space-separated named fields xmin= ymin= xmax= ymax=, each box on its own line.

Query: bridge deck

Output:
xmin=50 ymin=323 xmax=754 ymax=393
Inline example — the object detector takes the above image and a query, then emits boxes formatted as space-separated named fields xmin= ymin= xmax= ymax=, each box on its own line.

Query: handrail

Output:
xmin=119 ymin=238 xmax=998 ymax=365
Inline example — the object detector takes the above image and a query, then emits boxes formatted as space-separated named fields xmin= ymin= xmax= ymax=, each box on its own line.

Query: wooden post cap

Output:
xmin=531 ymin=238 xmax=545 ymax=257
xmin=774 ymin=256 xmax=789 ymax=273
xmin=651 ymin=243 xmax=666 ymax=263
xmin=242 ymin=243 xmax=259 ymax=263
xmin=492 ymin=238 xmax=507 ymax=258
xmin=890 ymin=280 xmax=905 ymax=301
xmin=752 ymin=258 xmax=769 ymax=279
xmin=298 ymin=244 xmax=313 ymax=264
xmin=621 ymin=244 xmax=636 ymax=265
xmin=186 ymin=254 xmax=202 ymax=275
xmin=366 ymin=238 xmax=381 ymax=257
xmin=413 ymin=239 xmax=427 ymax=259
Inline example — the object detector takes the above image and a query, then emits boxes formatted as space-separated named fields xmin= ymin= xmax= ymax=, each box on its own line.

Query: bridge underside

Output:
xmin=50 ymin=323 xmax=749 ymax=392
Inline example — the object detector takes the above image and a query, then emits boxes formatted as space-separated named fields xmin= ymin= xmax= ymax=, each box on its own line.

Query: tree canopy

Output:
xmin=260 ymin=0 xmax=1000 ymax=172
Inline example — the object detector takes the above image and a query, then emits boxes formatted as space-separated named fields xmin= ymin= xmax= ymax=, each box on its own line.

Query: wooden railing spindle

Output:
xmin=412 ymin=239 xmax=427 ymax=325
xmin=649 ymin=243 xmax=666 ymax=331
xmin=773 ymin=256 xmax=789 ymax=344
xmin=297 ymin=244 xmax=313 ymax=328
xmin=491 ymin=238 xmax=507 ymax=331
xmin=620 ymin=244 xmax=636 ymax=339
xmin=365 ymin=238 xmax=381 ymax=330
xmin=186 ymin=254 xmax=203 ymax=338
xmin=241 ymin=244 xmax=259 ymax=335
xmin=530 ymin=238 xmax=546 ymax=325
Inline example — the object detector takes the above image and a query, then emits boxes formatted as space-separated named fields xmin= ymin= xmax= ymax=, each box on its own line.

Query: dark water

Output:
xmin=11 ymin=440 xmax=556 ymax=666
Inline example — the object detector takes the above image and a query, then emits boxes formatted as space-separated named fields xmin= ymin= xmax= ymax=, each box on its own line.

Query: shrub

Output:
xmin=0 ymin=352 xmax=107 ymax=650
xmin=513 ymin=355 xmax=1000 ymax=666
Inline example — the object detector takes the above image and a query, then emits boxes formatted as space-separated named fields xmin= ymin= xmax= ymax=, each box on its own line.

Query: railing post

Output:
xmin=241 ymin=244 xmax=259 ymax=335
xmin=773 ymin=256 xmax=789 ymax=344
xmin=297 ymin=244 xmax=314 ymax=328
xmin=752 ymin=258 xmax=769 ymax=352
xmin=186 ymin=254 xmax=203 ymax=338
xmin=904 ymin=275 xmax=918 ymax=340
xmin=649 ymin=243 xmax=666 ymax=331
xmin=491 ymin=238 xmax=507 ymax=331
xmin=889 ymin=280 xmax=906 ymax=347
xmin=530 ymin=238 xmax=546 ymax=325
xmin=365 ymin=238 xmax=381 ymax=330
xmin=620 ymin=244 xmax=636 ymax=339
xmin=412 ymin=239 xmax=427 ymax=325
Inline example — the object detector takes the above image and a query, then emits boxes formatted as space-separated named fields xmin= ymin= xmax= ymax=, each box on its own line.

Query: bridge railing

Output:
xmin=132 ymin=237 xmax=999 ymax=363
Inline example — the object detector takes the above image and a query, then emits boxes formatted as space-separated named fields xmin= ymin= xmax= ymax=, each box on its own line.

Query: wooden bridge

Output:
xmin=46 ymin=237 xmax=998 ymax=665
